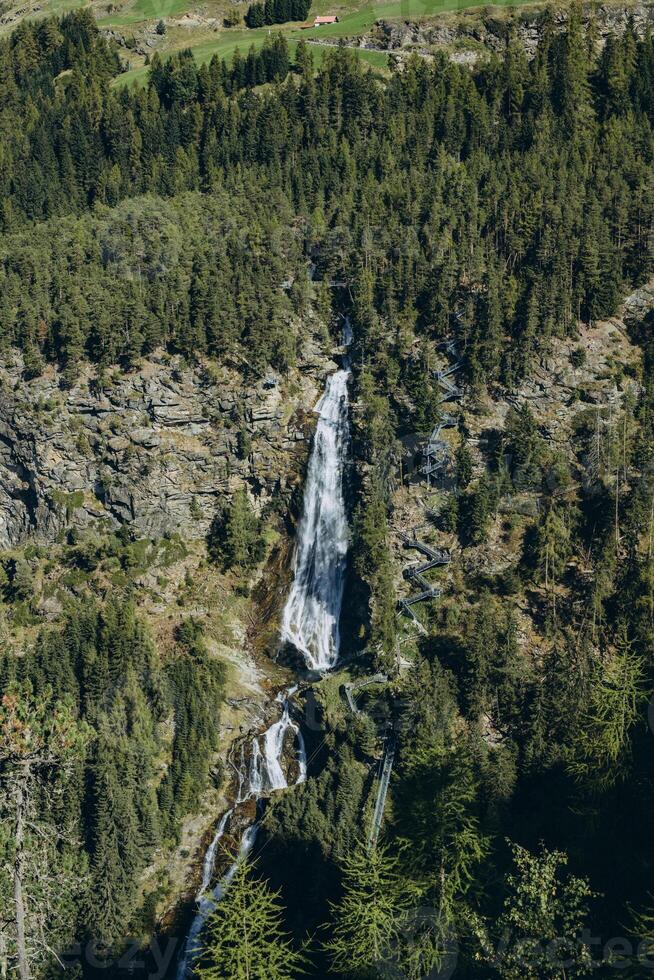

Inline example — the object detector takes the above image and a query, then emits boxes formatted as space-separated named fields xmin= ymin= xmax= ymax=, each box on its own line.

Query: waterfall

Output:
xmin=213 ymin=822 xmax=259 ymax=899
xmin=262 ymin=707 xmax=291 ymax=791
xmin=176 ymin=808 xmax=233 ymax=979
xmin=260 ymin=688 xmax=306 ymax=791
xmin=280 ymin=359 xmax=350 ymax=671
xmin=177 ymin=314 xmax=353 ymax=974
xmin=177 ymin=688 xmax=305 ymax=978
xmin=247 ymin=688 xmax=306 ymax=795
xmin=177 ymin=821 xmax=259 ymax=979
xmin=197 ymin=810 xmax=232 ymax=899
xmin=248 ymin=739 xmax=264 ymax=798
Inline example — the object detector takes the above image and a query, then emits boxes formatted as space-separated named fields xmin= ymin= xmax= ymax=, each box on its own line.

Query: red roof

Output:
xmin=314 ymin=15 xmax=338 ymax=23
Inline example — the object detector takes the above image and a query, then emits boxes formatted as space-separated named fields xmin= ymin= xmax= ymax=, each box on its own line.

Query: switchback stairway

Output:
xmin=398 ymin=531 xmax=451 ymax=630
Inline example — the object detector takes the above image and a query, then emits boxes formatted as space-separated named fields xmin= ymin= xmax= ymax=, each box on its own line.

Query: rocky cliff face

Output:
xmin=0 ymin=338 xmax=335 ymax=548
xmin=360 ymin=2 xmax=654 ymax=63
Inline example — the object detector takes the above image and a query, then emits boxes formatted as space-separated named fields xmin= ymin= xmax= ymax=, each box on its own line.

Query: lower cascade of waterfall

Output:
xmin=177 ymin=689 xmax=304 ymax=978
xmin=242 ymin=688 xmax=306 ymax=798
xmin=259 ymin=688 xmax=307 ymax=791
xmin=280 ymin=363 xmax=351 ymax=672
xmin=176 ymin=819 xmax=258 ymax=980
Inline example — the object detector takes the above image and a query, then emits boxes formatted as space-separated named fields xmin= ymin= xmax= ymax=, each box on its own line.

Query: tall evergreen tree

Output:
xmin=325 ymin=843 xmax=410 ymax=977
xmin=196 ymin=859 xmax=305 ymax=980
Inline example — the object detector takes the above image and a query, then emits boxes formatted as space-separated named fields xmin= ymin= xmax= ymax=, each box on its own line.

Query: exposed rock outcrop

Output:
xmin=359 ymin=2 xmax=654 ymax=63
xmin=0 ymin=341 xmax=336 ymax=548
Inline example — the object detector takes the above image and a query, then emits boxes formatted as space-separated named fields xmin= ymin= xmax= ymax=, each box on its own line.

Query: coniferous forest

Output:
xmin=2 ymin=4 xmax=654 ymax=979
xmin=244 ymin=0 xmax=312 ymax=30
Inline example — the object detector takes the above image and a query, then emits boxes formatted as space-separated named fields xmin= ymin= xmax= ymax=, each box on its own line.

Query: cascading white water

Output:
xmin=177 ymin=688 xmax=307 ymax=976
xmin=246 ymin=688 xmax=307 ymax=795
xmin=260 ymin=688 xmax=307 ymax=790
xmin=177 ymin=309 xmax=353 ymax=974
xmin=213 ymin=822 xmax=259 ymax=899
xmin=263 ymin=702 xmax=291 ymax=790
xmin=280 ymin=361 xmax=350 ymax=671
xmin=248 ymin=739 xmax=264 ymax=797
xmin=176 ymin=808 xmax=233 ymax=979
xmin=177 ymin=820 xmax=259 ymax=979
xmin=197 ymin=810 xmax=232 ymax=899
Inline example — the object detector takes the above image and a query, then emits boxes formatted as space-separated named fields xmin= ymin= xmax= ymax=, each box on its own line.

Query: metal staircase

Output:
xmin=398 ymin=533 xmax=450 ymax=627
xmin=342 ymin=674 xmax=389 ymax=716
xmin=420 ymin=339 xmax=464 ymax=483
xmin=421 ymin=413 xmax=457 ymax=483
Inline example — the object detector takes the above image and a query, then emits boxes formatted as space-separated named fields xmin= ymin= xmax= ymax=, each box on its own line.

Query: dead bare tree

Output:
xmin=0 ymin=688 xmax=90 ymax=979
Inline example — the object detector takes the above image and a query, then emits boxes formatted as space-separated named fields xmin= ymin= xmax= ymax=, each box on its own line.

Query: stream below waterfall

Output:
xmin=175 ymin=321 xmax=352 ymax=978
xmin=175 ymin=686 xmax=307 ymax=978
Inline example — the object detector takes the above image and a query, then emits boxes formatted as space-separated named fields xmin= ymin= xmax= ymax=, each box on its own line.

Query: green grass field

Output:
xmin=45 ymin=0 xmax=86 ymax=12
xmin=114 ymin=30 xmax=390 ymax=87
xmin=293 ymin=0 xmax=537 ymax=38
xmin=0 ymin=0 xmax=542 ymax=83
xmin=98 ymin=0 xmax=190 ymax=27
xmin=112 ymin=0 xmax=540 ymax=88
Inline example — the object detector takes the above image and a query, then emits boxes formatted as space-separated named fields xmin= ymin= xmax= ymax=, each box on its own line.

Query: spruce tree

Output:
xmin=325 ymin=843 xmax=410 ymax=976
xmin=569 ymin=625 xmax=645 ymax=789
xmin=196 ymin=858 xmax=304 ymax=980
xmin=208 ymin=489 xmax=263 ymax=571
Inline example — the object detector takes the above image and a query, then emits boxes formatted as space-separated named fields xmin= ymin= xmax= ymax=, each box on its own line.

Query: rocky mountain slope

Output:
xmin=391 ymin=278 xmax=652 ymax=665
xmin=349 ymin=1 xmax=654 ymax=64
xmin=0 ymin=336 xmax=334 ymax=548
xmin=0 ymin=319 xmax=338 ymax=933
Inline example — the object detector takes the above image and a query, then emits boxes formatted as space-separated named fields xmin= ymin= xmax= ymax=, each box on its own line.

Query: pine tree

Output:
xmin=295 ymin=39 xmax=313 ymax=76
xmin=88 ymin=736 xmax=128 ymax=947
xmin=461 ymin=476 xmax=495 ymax=546
xmin=504 ymin=403 xmax=542 ymax=489
xmin=535 ymin=504 xmax=571 ymax=587
xmin=196 ymin=858 xmax=304 ymax=980
xmin=325 ymin=843 xmax=411 ymax=976
xmin=245 ymin=3 xmax=265 ymax=28
xmin=208 ymin=489 xmax=263 ymax=571
xmin=455 ymin=442 xmax=474 ymax=489
xmin=569 ymin=625 xmax=645 ymax=788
